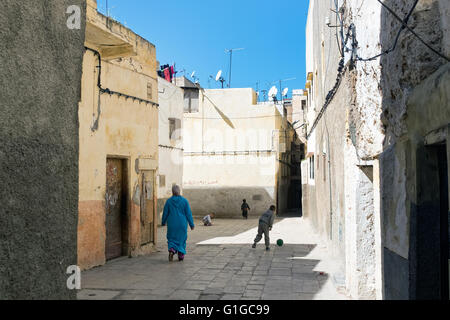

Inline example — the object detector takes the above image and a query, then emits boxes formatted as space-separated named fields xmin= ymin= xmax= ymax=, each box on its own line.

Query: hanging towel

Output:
xmin=164 ymin=68 xmax=171 ymax=82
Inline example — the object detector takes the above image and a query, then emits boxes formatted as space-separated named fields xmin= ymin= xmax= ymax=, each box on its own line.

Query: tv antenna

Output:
xmin=215 ymin=70 xmax=226 ymax=88
xmin=225 ymin=48 xmax=244 ymax=88
xmin=208 ymin=75 xmax=214 ymax=89
xmin=190 ymin=71 xmax=198 ymax=83
xmin=260 ymin=89 xmax=268 ymax=102
xmin=105 ymin=1 xmax=116 ymax=20
xmin=271 ymin=77 xmax=296 ymax=101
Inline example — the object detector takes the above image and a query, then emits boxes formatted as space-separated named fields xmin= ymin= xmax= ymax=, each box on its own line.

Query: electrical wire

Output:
xmin=85 ymin=47 xmax=159 ymax=108
xmin=357 ymin=0 xmax=418 ymax=61
xmin=159 ymin=145 xmax=184 ymax=151
xmin=306 ymin=0 xmax=449 ymax=139
xmin=184 ymin=110 xmax=306 ymax=120
xmin=358 ymin=0 xmax=449 ymax=62
xmin=306 ymin=2 xmax=352 ymax=139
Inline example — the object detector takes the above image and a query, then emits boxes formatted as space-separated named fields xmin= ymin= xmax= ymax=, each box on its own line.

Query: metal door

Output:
xmin=105 ymin=159 xmax=124 ymax=260
xmin=140 ymin=171 xmax=156 ymax=245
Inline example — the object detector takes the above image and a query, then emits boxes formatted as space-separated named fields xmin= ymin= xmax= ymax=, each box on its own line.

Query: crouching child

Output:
xmin=203 ymin=213 xmax=215 ymax=226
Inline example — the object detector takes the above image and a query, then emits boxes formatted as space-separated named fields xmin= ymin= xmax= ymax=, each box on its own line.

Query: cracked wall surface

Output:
xmin=379 ymin=0 xmax=449 ymax=299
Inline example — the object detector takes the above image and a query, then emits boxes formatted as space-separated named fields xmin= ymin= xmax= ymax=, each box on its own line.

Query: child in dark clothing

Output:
xmin=252 ymin=205 xmax=276 ymax=251
xmin=241 ymin=199 xmax=250 ymax=219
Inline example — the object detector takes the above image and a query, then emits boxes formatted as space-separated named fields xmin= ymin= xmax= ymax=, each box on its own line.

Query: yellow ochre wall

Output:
xmin=78 ymin=3 xmax=159 ymax=270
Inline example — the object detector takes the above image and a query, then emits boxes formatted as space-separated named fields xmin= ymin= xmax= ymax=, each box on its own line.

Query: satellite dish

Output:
xmin=268 ymin=86 xmax=278 ymax=98
xmin=215 ymin=70 xmax=223 ymax=82
xmin=282 ymin=88 xmax=289 ymax=97
xmin=191 ymin=71 xmax=196 ymax=78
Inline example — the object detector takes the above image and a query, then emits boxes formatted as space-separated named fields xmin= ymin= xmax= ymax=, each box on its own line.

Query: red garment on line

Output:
xmin=164 ymin=68 xmax=171 ymax=82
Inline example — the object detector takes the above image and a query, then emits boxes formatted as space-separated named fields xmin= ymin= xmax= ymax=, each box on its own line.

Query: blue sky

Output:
xmin=97 ymin=0 xmax=309 ymax=98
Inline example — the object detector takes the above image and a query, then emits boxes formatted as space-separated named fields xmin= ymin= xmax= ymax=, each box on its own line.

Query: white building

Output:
xmin=181 ymin=85 xmax=295 ymax=217
xmin=157 ymin=77 xmax=184 ymax=224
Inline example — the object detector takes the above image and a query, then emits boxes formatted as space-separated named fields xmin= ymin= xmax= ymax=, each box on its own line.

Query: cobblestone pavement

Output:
xmin=78 ymin=217 xmax=348 ymax=300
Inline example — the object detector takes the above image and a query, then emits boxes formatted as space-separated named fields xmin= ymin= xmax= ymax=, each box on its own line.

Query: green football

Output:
xmin=277 ymin=239 xmax=284 ymax=246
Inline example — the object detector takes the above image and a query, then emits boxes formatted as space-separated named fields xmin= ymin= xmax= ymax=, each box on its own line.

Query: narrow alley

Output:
xmin=2 ymin=0 xmax=450 ymax=306
xmin=77 ymin=217 xmax=346 ymax=300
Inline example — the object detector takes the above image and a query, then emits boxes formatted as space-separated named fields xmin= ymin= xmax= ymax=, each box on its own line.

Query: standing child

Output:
xmin=252 ymin=205 xmax=276 ymax=251
xmin=241 ymin=199 xmax=250 ymax=219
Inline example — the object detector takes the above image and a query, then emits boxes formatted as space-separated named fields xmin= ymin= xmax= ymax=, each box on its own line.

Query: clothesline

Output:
xmin=158 ymin=64 xmax=175 ymax=82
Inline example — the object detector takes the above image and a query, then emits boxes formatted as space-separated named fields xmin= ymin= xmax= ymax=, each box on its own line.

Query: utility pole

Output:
xmin=225 ymin=48 xmax=244 ymax=88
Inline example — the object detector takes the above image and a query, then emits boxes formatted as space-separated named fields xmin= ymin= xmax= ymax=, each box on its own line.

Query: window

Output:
xmin=159 ymin=175 xmax=166 ymax=187
xmin=169 ymin=119 xmax=175 ymax=139
xmin=169 ymin=118 xmax=181 ymax=140
xmin=309 ymin=155 xmax=315 ymax=180
xmin=147 ymin=82 xmax=152 ymax=100
xmin=183 ymin=89 xmax=199 ymax=113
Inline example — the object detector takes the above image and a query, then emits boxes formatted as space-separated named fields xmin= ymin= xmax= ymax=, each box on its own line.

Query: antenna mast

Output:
xmin=271 ymin=77 xmax=296 ymax=101
xmin=225 ymin=48 xmax=244 ymax=88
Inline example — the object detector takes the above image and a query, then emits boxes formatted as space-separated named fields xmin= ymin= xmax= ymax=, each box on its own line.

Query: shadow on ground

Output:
xmin=78 ymin=218 xmax=345 ymax=300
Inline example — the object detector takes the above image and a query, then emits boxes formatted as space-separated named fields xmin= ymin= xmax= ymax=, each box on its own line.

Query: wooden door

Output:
xmin=140 ymin=171 xmax=156 ymax=245
xmin=105 ymin=159 xmax=124 ymax=260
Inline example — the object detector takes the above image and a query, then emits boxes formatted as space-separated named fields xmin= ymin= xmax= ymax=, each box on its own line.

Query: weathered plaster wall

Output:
xmin=347 ymin=0 xmax=385 ymax=160
xmin=379 ymin=0 xmax=449 ymax=299
xmin=303 ymin=0 xmax=384 ymax=299
xmin=78 ymin=5 xmax=158 ymax=270
xmin=0 ymin=0 xmax=86 ymax=299
xmin=157 ymin=78 xmax=184 ymax=224
xmin=438 ymin=0 xmax=450 ymax=57
xmin=314 ymin=73 xmax=352 ymax=290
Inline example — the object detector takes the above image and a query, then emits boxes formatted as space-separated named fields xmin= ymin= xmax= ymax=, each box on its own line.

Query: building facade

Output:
xmin=181 ymin=86 xmax=294 ymax=217
xmin=378 ymin=0 xmax=450 ymax=300
xmin=157 ymin=77 xmax=184 ymax=225
xmin=301 ymin=0 xmax=385 ymax=299
xmin=77 ymin=0 xmax=159 ymax=270
xmin=301 ymin=0 xmax=450 ymax=300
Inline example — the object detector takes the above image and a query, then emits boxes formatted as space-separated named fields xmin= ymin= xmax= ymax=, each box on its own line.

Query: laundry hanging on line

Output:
xmin=158 ymin=64 xmax=175 ymax=82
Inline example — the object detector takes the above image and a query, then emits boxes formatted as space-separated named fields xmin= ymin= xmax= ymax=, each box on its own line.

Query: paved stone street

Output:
xmin=78 ymin=217 xmax=348 ymax=300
